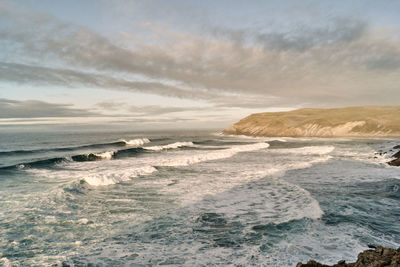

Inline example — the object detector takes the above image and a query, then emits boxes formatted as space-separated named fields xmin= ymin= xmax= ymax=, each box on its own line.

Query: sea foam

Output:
xmin=271 ymin=145 xmax=335 ymax=155
xmin=158 ymin=142 xmax=270 ymax=167
xmin=83 ymin=142 xmax=270 ymax=186
xmin=144 ymin=142 xmax=195 ymax=151
xmin=84 ymin=165 xmax=157 ymax=186
xmin=93 ymin=151 xmax=115 ymax=160
xmin=121 ymin=138 xmax=150 ymax=146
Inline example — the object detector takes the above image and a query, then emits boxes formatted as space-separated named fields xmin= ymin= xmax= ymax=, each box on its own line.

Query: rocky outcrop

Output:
xmin=223 ymin=106 xmax=400 ymax=137
xmin=388 ymin=148 xmax=400 ymax=166
xmin=296 ymin=246 xmax=400 ymax=267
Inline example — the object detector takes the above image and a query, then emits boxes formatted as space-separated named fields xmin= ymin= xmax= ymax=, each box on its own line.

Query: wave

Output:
xmin=121 ymin=138 xmax=150 ymax=146
xmin=0 ymin=149 xmax=141 ymax=170
xmin=8 ymin=157 xmax=68 ymax=170
xmin=71 ymin=151 xmax=115 ymax=162
xmin=0 ymin=141 xmax=195 ymax=171
xmin=0 ymin=138 xmax=150 ymax=157
xmin=82 ymin=142 xmax=271 ymax=186
xmin=157 ymin=142 xmax=270 ymax=167
xmin=271 ymin=145 xmax=335 ymax=155
xmin=84 ymin=165 xmax=157 ymax=186
xmin=144 ymin=142 xmax=196 ymax=151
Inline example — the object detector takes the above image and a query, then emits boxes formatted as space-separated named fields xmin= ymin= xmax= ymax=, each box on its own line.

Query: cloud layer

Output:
xmin=0 ymin=98 xmax=98 ymax=118
xmin=1 ymin=0 xmax=400 ymax=117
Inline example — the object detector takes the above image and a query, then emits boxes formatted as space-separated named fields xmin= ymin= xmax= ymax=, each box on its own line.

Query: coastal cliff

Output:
xmin=223 ymin=106 xmax=400 ymax=137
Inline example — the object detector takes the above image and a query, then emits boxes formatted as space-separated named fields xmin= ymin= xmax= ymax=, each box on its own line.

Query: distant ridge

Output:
xmin=223 ymin=106 xmax=400 ymax=137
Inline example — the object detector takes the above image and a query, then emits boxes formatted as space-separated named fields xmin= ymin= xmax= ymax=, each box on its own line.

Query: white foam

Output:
xmin=84 ymin=165 xmax=157 ymax=186
xmin=331 ymin=145 xmax=393 ymax=166
xmin=121 ymin=138 xmax=150 ymax=146
xmin=205 ymin=178 xmax=324 ymax=225
xmin=0 ymin=257 xmax=11 ymax=267
xmin=82 ymin=142 xmax=269 ymax=186
xmin=78 ymin=218 xmax=89 ymax=224
xmin=160 ymin=152 xmax=331 ymax=212
xmin=273 ymin=145 xmax=335 ymax=155
xmin=94 ymin=151 xmax=114 ymax=160
xmin=158 ymin=142 xmax=270 ymax=167
xmin=144 ymin=142 xmax=195 ymax=151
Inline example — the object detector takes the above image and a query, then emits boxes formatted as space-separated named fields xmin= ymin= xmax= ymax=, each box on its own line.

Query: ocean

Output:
xmin=0 ymin=129 xmax=399 ymax=266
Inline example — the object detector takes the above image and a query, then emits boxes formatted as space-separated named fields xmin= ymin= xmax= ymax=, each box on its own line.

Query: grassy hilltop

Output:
xmin=223 ymin=106 xmax=400 ymax=137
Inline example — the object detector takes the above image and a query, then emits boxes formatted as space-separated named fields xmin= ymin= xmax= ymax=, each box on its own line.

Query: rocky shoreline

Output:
xmin=387 ymin=145 xmax=400 ymax=166
xmin=297 ymin=146 xmax=400 ymax=267
xmin=296 ymin=246 xmax=400 ymax=267
xmin=375 ymin=145 xmax=400 ymax=166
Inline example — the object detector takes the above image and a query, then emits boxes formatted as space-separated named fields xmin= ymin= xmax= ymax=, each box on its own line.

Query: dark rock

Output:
xmin=392 ymin=150 xmax=400 ymax=159
xmin=388 ymin=157 xmax=400 ymax=166
xmin=295 ymin=246 xmax=400 ymax=267
xmin=387 ymin=145 xmax=400 ymax=166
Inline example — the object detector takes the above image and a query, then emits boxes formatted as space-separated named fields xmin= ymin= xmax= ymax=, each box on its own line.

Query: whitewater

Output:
xmin=0 ymin=130 xmax=399 ymax=266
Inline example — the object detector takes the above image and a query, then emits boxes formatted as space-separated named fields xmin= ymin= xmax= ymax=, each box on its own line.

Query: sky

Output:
xmin=1 ymin=0 xmax=400 ymax=129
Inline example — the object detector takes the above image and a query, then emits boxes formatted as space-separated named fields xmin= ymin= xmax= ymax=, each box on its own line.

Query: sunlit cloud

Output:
xmin=0 ymin=0 xmax=399 ymax=124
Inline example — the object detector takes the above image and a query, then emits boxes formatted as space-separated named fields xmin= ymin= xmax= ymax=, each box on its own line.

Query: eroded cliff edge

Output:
xmin=223 ymin=106 xmax=400 ymax=137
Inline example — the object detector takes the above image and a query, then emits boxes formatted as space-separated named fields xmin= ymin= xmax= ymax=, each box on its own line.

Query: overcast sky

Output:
xmin=1 ymin=0 xmax=400 ymax=128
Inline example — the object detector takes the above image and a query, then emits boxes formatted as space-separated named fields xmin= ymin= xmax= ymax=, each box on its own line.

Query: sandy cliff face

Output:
xmin=223 ymin=106 xmax=400 ymax=137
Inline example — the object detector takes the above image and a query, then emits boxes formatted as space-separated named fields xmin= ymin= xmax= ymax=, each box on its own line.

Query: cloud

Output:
xmin=255 ymin=18 xmax=367 ymax=51
xmin=0 ymin=62 xmax=220 ymax=101
xmin=0 ymin=98 xmax=99 ymax=118
xmin=96 ymin=101 xmax=206 ymax=116
xmin=1 ymin=1 xmax=400 ymax=109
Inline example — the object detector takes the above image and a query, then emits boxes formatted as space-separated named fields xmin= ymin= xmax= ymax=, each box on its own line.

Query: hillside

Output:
xmin=223 ymin=106 xmax=400 ymax=137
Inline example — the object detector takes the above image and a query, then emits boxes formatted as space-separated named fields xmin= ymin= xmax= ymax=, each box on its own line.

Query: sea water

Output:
xmin=0 ymin=129 xmax=399 ymax=266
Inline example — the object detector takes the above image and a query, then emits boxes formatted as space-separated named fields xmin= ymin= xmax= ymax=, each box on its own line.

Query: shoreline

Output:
xmin=221 ymin=132 xmax=400 ymax=167
xmin=296 ymin=246 xmax=400 ymax=267
xmin=219 ymin=132 xmax=400 ymax=140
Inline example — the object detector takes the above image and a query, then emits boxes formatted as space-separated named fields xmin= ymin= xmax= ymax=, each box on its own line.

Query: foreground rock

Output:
xmin=223 ymin=106 xmax=400 ymax=137
xmin=296 ymin=246 xmax=400 ymax=267
xmin=388 ymin=147 xmax=400 ymax=166
xmin=388 ymin=158 xmax=400 ymax=166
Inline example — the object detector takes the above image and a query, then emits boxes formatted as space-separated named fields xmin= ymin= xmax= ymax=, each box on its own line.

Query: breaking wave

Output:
xmin=84 ymin=166 xmax=157 ymax=186
xmin=0 ymin=140 xmax=192 ymax=170
xmin=83 ymin=142 xmax=270 ymax=186
xmin=0 ymin=138 xmax=151 ymax=157
xmin=71 ymin=151 xmax=115 ymax=162
xmin=121 ymin=138 xmax=150 ymax=146
xmin=271 ymin=145 xmax=335 ymax=155
xmin=144 ymin=142 xmax=196 ymax=151
xmin=158 ymin=142 xmax=270 ymax=167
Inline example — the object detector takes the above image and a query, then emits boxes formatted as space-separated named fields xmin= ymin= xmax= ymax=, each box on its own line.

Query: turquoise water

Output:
xmin=0 ymin=130 xmax=399 ymax=266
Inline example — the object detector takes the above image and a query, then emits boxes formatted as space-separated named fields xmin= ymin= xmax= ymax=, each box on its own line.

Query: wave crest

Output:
xmin=158 ymin=142 xmax=270 ymax=167
xmin=122 ymin=138 xmax=150 ymax=146
xmin=144 ymin=142 xmax=195 ymax=151
xmin=84 ymin=165 xmax=157 ymax=186
xmin=83 ymin=142 xmax=270 ymax=186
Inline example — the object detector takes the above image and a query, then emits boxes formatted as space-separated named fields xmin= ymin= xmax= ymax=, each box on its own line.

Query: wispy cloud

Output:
xmin=0 ymin=98 xmax=99 ymax=118
xmin=96 ymin=101 xmax=207 ymax=116
xmin=1 ymin=0 xmax=400 ymax=111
